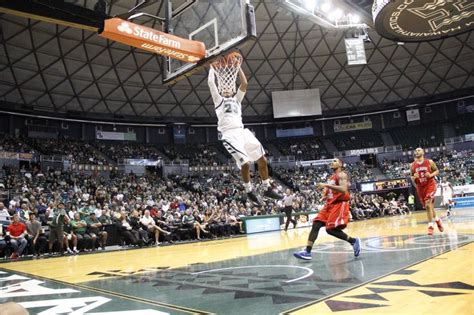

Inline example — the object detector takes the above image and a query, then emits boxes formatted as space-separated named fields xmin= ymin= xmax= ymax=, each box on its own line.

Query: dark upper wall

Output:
xmin=1 ymin=96 xmax=472 ymax=144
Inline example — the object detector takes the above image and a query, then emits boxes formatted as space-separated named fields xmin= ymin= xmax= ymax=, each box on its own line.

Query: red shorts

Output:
xmin=314 ymin=201 xmax=350 ymax=230
xmin=416 ymin=181 xmax=437 ymax=207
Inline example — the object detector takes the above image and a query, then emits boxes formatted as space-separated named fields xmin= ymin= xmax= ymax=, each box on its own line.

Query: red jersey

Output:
xmin=325 ymin=173 xmax=350 ymax=205
xmin=7 ymin=222 xmax=26 ymax=237
xmin=411 ymin=159 xmax=435 ymax=187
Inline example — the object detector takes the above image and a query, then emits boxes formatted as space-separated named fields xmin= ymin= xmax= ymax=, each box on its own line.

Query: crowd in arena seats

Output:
xmin=330 ymin=131 xmax=384 ymax=151
xmin=272 ymin=137 xmax=328 ymax=160
xmin=163 ymin=143 xmax=225 ymax=166
xmin=436 ymin=150 xmax=473 ymax=185
xmin=26 ymin=138 xmax=109 ymax=165
xmin=389 ymin=123 xmax=443 ymax=150
xmin=273 ymin=166 xmax=325 ymax=211
xmin=0 ymin=135 xmax=35 ymax=153
xmin=1 ymin=142 xmax=472 ymax=260
xmin=95 ymin=142 xmax=161 ymax=162
xmin=0 ymin=166 xmax=260 ymax=259
xmin=380 ymin=159 xmax=407 ymax=179
xmin=344 ymin=161 xmax=376 ymax=182
xmin=350 ymin=192 xmax=410 ymax=220
xmin=273 ymin=161 xmax=375 ymax=186
xmin=380 ymin=150 xmax=473 ymax=185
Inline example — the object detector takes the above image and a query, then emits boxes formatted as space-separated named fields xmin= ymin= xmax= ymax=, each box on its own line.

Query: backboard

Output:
xmin=163 ymin=0 xmax=256 ymax=85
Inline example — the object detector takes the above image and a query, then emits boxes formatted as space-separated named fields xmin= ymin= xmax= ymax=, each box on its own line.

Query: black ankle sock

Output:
xmin=305 ymin=246 xmax=312 ymax=253
xmin=348 ymin=237 xmax=356 ymax=245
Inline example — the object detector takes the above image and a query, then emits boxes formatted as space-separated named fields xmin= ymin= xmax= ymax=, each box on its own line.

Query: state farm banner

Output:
xmin=100 ymin=18 xmax=206 ymax=63
xmin=334 ymin=121 xmax=372 ymax=132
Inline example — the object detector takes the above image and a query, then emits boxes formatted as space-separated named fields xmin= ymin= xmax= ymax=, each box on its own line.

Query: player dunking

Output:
xmin=208 ymin=53 xmax=282 ymax=205
xmin=410 ymin=148 xmax=444 ymax=235
xmin=294 ymin=158 xmax=360 ymax=260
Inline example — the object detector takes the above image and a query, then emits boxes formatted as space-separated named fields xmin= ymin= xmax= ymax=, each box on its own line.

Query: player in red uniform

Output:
xmin=410 ymin=147 xmax=443 ymax=235
xmin=294 ymin=158 xmax=360 ymax=260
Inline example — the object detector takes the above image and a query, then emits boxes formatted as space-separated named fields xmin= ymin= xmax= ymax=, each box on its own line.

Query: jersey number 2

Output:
xmin=224 ymin=102 xmax=238 ymax=114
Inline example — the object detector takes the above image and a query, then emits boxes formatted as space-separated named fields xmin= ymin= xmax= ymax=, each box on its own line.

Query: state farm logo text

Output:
xmin=117 ymin=22 xmax=181 ymax=49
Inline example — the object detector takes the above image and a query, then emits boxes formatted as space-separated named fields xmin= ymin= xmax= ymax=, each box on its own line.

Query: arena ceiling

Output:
xmin=0 ymin=0 xmax=473 ymax=122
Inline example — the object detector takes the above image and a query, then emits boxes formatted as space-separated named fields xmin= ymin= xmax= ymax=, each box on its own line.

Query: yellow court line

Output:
xmin=284 ymin=241 xmax=474 ymax=315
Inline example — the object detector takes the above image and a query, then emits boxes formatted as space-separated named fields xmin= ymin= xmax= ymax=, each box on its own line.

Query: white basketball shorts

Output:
xmin=221 ymin=128 xmax=265 ymax=169
xmin=442 ymin=194 xmax=453 ymax=206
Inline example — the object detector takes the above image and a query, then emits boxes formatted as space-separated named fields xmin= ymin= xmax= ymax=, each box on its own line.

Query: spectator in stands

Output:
xmin=86 ymin=213 xmax=108 ymax=250
xmin=71 ymin=212 xmax=92 ymax=252
xmin=47 ymin=201 xmax=69 ymax=256
xmin=0 ymin=202 xmax=10 ymax=224
xmin=182 ymin=209 xmax=202 ymax=240
xmin=129 ymin=210 xmax=149 ymax=245
xmin=0 ymin=225 xmax=6 ymax=257
xmin=63 ymin=222 xmax=79 ymax=254
xmin=116 ymin=211 xmax=143 ymax=247
xmin=98 ymin=208 xmax=113 ymax=225
xmin=140 ymin=209 xmax=169 ymax=245
xmin=26 ymin=213 xmax=47 ymax=257
xmin=7 ymin=214 xmax=28 ymax=259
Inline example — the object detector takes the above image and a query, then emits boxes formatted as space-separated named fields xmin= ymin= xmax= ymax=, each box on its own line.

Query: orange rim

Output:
xmin=211 ymin=51 xmax=242 ymax=69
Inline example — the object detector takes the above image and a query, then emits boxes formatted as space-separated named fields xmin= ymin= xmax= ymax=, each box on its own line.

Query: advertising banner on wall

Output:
xmin=96 ymin=130 xmax=136 ymax=141
xmin=345 ymin=38 xmax=367 ymax=65
xmin=406 ymin=109 xmax=420 ymax=122
xmin=334 ymin=121 xmax=372 ymax=132
xmin=347 ymin=146 xmax=384 ymax=156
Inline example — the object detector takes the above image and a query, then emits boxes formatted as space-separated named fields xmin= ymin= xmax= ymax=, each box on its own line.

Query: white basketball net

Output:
xmin=211 ymin=54 xmax=243 ymax=95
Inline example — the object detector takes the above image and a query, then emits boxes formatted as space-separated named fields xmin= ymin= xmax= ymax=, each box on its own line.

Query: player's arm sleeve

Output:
xmin=236 ymin=88 xmax=245 ymax=103
xmin=238 ymin=68 xmax=247 ymax=92
xmin=208 ymin=68 xmax=221 ymax=105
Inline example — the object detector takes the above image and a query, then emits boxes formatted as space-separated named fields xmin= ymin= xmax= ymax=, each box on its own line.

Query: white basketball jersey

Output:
xmin=214 ymin=89 xmax=244 ymax=133
xmin=441 ymin=182 xmax=451 ymax=194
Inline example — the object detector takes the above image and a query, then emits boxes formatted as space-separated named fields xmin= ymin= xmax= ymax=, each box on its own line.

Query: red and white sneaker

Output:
xmin=436 ymin=219 xmax=444 ymax=232
xmin=427 ymin=226 xmax=434 ymax=235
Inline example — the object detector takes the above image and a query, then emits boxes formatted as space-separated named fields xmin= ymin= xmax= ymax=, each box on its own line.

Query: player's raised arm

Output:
xmin=235 ymin=68 xmax=247 ymax=104
xmin=238 ymin=68 xmax=247 ymax=93
xmin=208 ymin=67 xmax=220 ymax=105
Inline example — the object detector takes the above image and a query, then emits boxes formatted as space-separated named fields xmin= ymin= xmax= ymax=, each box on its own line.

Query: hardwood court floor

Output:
xmin=1 ymin=209 xmax=473 ymax=314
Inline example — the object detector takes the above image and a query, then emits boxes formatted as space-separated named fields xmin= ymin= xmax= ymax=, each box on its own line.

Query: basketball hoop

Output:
xmin=211 ymin=52 xmax=243 ymax=95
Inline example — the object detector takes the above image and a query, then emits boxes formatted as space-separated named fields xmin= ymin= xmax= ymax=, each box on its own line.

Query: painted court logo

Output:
xmin=372 ymin=0 xmax=474 ymax=41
